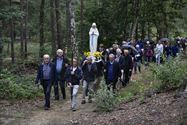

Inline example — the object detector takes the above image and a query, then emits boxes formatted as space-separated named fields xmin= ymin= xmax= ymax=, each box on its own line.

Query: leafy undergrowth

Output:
xmin=0 ymin=69 xmax=43 ymax=100
xmin=95 ymin=56 xmax=187 ymax=112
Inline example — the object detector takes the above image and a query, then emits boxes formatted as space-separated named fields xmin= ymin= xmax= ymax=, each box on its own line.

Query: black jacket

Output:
xmin=82 ymin=63 xmax=97 ymax=82
xmin=119 ymin=55 xmax=133 ymax=71
xmin=65 ymin=66 xmax=82 ymax=85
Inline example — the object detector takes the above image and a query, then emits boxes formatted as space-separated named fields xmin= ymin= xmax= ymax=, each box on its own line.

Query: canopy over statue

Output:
xmin=89 ymin=23 xmax=99 ymax=56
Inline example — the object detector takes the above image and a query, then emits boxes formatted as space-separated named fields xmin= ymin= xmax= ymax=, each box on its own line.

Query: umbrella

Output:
xmin=160 ymin=38 xmax=170 ymax=42
xmin=121 ymin=44 xmax=138 ymax=53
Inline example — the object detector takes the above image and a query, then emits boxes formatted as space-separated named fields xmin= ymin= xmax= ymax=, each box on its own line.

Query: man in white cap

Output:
xmin=89 ymin=22 xmax=99 ymax=56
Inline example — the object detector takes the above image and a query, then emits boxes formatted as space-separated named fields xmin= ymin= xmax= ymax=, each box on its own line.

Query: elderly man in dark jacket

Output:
xmin=120 ymin=49 xmax=133 ymax=86
xmin=53 ymin=49 xmax=69 ymax=100
xmin=35 ymin=54 xmax=55 ymax=110
xmin=81 ymin=57 xmax=97 ymax=104
xmin=104 ymin=54 xmax=121 ymax=91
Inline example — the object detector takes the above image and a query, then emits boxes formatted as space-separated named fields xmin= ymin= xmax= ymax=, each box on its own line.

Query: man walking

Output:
xmin=104 ymin=54 xmax=121 ymax=91
xmin=65 ymin=58 xmax=82 ymax=111
xmin=120 ymin=50 xmax=133 ymax=86
xmin=81 ymin=57 xmax=97 ymax=104
xmin=53 ymin=49 xmax=69 ymax=100
xmin=35 ymin=54 xmax=54 ymax=110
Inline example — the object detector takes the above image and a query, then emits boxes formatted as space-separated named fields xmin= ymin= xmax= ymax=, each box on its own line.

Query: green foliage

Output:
xmin=118 ymin=81 xmax=147 ymax=103
xmin=0 ymin=70 xmax=43 ymax=100
xmin=150 ymin=57 xmax=187 ymax=91
xmin=94 ymin=80 xmax=118 ymax=112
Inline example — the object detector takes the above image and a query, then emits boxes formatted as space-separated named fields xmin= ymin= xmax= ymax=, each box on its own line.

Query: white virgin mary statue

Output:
xmin=89 ymin=23 xmax=99 ymax=56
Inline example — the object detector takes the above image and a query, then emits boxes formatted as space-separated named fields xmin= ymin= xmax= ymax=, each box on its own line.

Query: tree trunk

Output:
xmin=147 ymin=22 xmax=151 ymax=39
xmin=0 ymin=21 xmax=3 ymax=72
xmin=80 ymin=0 xmax=84 ymax=54
xmin=50 ymin=0 xmax=57 ymax=56
xmin=39 ymin=0 xmax=45 ymax=58
xmin=55 ymin=0 xmax=63 ymax=49
xmin=10 ymin=0 xmax=15 ymax=63
xmin=69 ymin=0 xmax=78 ymax=61
xmin=131 ymin=0 xmax=140 ymax=43
xmin=66 ymin=0 xmax=70 ymax=49
xmin=141 ymin=22 xmax=145 ymax=40
xmin=24 ymin=0 xmax=28 ymax=58
xmin=135 ymin=22 xmax=139 ymax=41
xmin=20 ymin=0 xmax=24 ymax=57
xmin=122 ymin=0 xmax=128 ymax=40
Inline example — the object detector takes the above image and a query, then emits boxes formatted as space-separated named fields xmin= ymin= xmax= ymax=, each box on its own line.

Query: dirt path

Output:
xmin=22 ymin=95 xmax=96 ymax=125
xmin=0 ymin=93 xmax=97 ymax=125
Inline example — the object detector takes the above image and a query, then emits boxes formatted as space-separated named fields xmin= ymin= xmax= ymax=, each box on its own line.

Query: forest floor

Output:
xmin=0 ymin=72 xmax=187 ymax=125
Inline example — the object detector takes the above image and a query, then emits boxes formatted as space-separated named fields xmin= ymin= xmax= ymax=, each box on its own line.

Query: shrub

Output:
xmin=0 ymin=70 xmax=43 ymax=99
xmin=93 ymin=80 xmax=118 ymax=112
xmin=150 ymin=57 xmax=187 ymax=91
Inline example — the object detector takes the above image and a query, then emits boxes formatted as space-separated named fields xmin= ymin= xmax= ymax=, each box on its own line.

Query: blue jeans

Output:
xmin=156 ymin=54 xmax=161 ymax=65
xmin=41 ymin=80 xmax=51 ymax=108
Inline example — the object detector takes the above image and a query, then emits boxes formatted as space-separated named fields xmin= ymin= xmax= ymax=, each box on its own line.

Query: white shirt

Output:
xmin=156 ymin=43 xmax=163 ymax=54
xmin=72 ymin=67 xmax=77 ymax=72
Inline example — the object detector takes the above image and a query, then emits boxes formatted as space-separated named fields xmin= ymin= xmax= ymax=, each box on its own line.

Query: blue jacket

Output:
xmin=35 ymin=63 xmax=55 ymax=84
xmin=65 ymin=66 xmax=82 ymax=85
xmin=104 ymin=61 xmax=121 ymax=82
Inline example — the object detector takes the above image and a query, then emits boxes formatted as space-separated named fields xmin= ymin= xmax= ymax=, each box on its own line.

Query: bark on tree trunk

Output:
xmin=39 ymin=0 xmax=45 ymax=58
xmin=50 ymin=0 xmax=57 ymax=56
xmin=131 ymin=0 xmax=140 ymax=44
xmin=24 ymin=0 xmax=28 ymax=58
xmin=66 ymin=0 xmax=70 ymax=49
xmin=69 ymin=0 xmax=78 ymax=60
xmin=0 ymin=21 xmax=3 ymax=72
xmin=10 ymin=0 xmax=15 ymax=63
xmin=55 ymin=0 xmax=63 ymax=49
xmin=141 ymin=22 xmax=145 ymax=40
xmin=122 ymin=0 xmax=128 ymax=40
xmin=20 ymin=0 xmax=24 ymax=57
xmin=80 ymin=0 xmax=84 ymax=54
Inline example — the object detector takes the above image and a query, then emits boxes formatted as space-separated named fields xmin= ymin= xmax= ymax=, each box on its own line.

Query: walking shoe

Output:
xmin=81 ymin=100 xmax=86 ymax=104
xmin=44 ymin=107 xmax=49 ymax=110
xmin=72 ymin=108 xmax=76 ymax=112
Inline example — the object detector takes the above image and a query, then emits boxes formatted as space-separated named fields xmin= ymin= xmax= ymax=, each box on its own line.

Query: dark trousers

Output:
xmin=42 ymin=80 xmax=51 ymax=108
xmin=122 ymin=70 xmax=131 ymax=86
xmin=54 ymin=78 xmax=66 ymax=100
xmin=134 ymin=61 xmax=141 ymax=73
xmin=106 ymin=79 xmax=117 ymax=90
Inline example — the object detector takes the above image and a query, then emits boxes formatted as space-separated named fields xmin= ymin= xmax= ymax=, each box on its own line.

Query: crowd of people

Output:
xmin=35 ymin=37 xmax=187 ymax=111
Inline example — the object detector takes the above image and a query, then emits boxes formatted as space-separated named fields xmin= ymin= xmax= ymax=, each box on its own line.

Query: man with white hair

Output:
xmin=53 ymin=49 xmax=69 ymax=100
xmin=104 ymin=54 xmax=121 ymax=91
xmin=89 ymin=23 xmax=99 ymax=55
xmin=35 ymin=54 xmax=55 ymax=110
